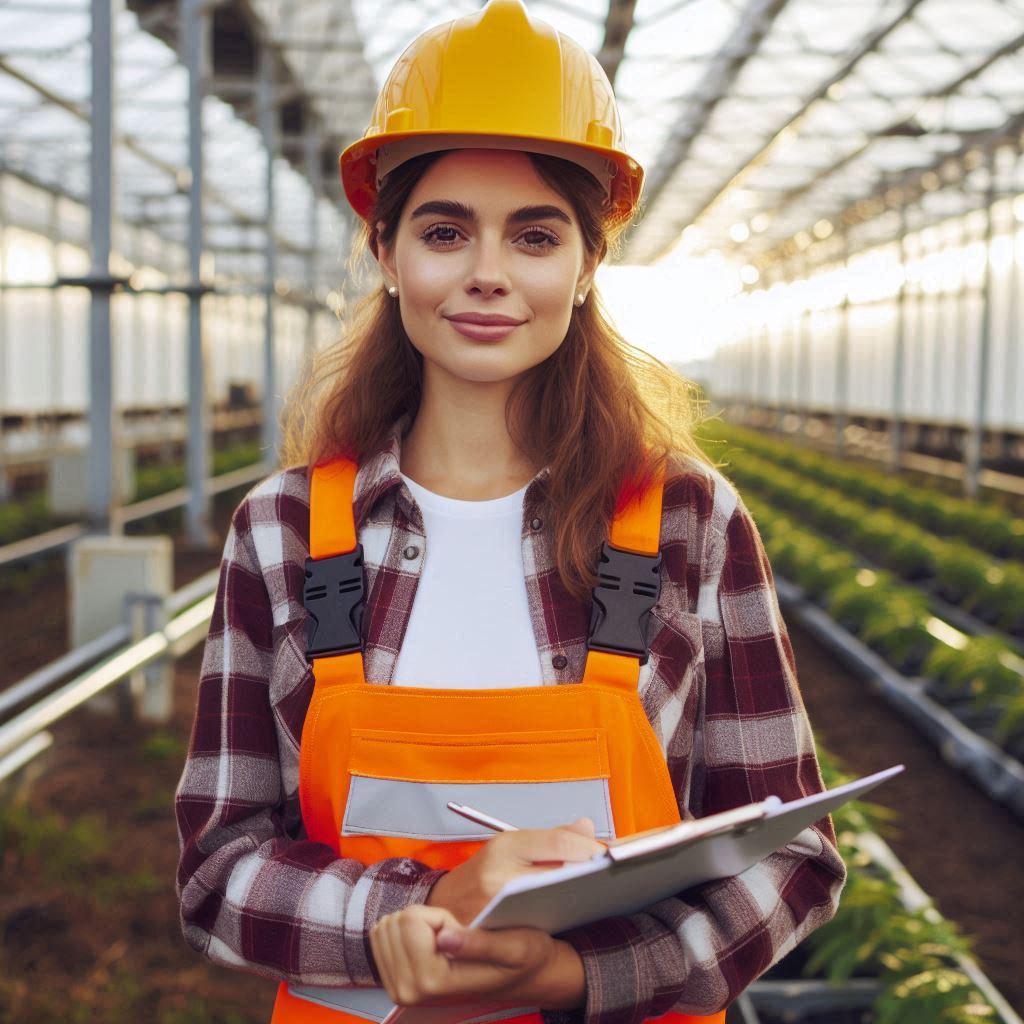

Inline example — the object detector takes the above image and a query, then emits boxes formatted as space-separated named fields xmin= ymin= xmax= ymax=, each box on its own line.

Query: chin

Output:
xmin=432 ymin=352 xmax=546 ymax=386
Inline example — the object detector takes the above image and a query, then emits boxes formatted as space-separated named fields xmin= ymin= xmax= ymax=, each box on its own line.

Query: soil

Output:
xmin=1 ymin=495 xmax=1022 ymax=1022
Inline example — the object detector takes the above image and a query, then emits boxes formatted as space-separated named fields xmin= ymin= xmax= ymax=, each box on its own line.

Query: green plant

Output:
xmin=922 ymin=636 xmax=1024 ymax=707
xmin=803 ymin=751 xmax=998 ymax=1024
xmin=874 ymin=968 xmax=996 ymax=1023
xmin=140 ymin=730 xmax=187 ymax=762
xmin=0 ymin=803 xmax=109 ymax=887
xmin=932 ymin=544 xmax=994 ymax=608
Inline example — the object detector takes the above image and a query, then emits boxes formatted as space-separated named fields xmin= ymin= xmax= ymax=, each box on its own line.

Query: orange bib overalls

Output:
xmin=270 ymin=458 xmax=726 ymax=1024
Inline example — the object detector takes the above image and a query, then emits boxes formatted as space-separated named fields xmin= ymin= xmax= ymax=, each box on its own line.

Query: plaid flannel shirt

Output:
xmin=175 ymin=428 xmax=846 ymax=1024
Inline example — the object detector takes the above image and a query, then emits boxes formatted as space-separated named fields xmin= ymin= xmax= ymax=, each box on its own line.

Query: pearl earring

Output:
xmin=574 ymin=293 xmax=586 ymax=307
xmin=387 ymin=285 xmax=399 ymax=298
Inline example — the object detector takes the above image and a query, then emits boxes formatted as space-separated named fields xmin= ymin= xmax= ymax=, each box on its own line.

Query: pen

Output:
xmin=447 ymin=801 xmax=609 ymax=852
xmin=447 ymin=801 xmax=519 ymax=832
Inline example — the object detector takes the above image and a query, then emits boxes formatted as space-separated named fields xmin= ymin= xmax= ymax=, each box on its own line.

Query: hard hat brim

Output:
xmin=340 ymin=130 xmax=643 ymax=227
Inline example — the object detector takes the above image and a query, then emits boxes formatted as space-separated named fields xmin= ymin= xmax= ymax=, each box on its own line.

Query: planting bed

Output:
xmin=699 ymin=427 xmax=1024 ymax=782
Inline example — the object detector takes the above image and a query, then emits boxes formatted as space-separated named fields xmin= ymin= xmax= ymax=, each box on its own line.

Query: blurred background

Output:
xmin=1 ymin=1 xmax=1023 ymax=1022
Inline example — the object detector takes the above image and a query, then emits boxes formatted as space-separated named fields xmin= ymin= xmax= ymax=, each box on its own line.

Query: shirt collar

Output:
xmin=351 ymin=418 xmax=551 ymax=530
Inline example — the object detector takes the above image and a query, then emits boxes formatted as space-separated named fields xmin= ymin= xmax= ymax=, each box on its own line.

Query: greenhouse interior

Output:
xmin=1 ymin=0 xmax=1023 ymax=1022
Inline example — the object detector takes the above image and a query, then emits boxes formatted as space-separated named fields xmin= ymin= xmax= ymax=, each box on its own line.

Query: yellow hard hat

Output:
xmin=339 ymin=0 xmax=644 ymax=227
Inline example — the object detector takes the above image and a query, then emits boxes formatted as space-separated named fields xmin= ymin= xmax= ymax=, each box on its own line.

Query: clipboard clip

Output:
xmin=605 ymin=798 xmax=780 ymax=864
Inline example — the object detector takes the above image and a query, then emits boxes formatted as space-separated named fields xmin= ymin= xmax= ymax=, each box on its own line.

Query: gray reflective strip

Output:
xmin=343 ymin=777 xmax=615 ymax=840
xmin=288 ymin=984 xmax=395 ymax=1020
xmin=287 ymin=984 xmax=537 ymax=1023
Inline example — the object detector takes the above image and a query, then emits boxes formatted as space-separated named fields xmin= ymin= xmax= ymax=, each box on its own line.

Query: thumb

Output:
xmin=436 ymin=926 xmax=535 ymax=968
xmin=436 ymin=925 xmax=467 ymax=954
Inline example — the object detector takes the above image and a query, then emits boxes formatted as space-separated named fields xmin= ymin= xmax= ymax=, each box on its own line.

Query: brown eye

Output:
xmin=518 ymin=229 xmax=559 ymax=250
xmin=422 ymin=224 xmax=462 ymax=247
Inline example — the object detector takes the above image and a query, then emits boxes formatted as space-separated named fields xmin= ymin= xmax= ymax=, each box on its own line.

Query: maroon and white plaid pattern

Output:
xmin=175 ymin=428 xmax=846 ymax=1024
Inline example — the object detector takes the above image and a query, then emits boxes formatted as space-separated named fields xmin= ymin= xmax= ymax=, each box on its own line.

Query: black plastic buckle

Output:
xmin=587 ymin=542 xmax=662 ymax=665
xmin=303 ymin=546 xmax=366 ymax=659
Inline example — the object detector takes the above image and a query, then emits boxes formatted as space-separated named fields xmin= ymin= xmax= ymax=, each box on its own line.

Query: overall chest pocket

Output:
xmin=343 ymin=727 xmax=615 ymax=842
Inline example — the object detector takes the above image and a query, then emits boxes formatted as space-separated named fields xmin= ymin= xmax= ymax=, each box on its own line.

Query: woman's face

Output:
xmin=377 ymin=149 xmax=597 ymax=388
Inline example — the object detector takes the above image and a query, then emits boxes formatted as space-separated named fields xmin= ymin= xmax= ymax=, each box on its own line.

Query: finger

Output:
xmin=559 ymin=817 xmax=596 ymax=839
xmin=384 ymin=906 xmax=471 ymax=1004
xmin=370 ymin=915 xmax=397 ymax=1001
xmin=439 ymin=927 xmax=541 ymax=970
xmin=515 ymin=825 xmax=605 ymax=865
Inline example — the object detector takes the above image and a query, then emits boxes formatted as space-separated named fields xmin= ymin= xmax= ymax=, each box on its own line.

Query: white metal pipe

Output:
xmin=0 ymin=593 xmax=217 ymax=773
xmin=0 ymin=624 xmax=130 ymax=718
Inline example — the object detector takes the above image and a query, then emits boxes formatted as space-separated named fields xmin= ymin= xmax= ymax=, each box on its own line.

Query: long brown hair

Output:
xmin=281 ymin=151 xmax=710 ymax=601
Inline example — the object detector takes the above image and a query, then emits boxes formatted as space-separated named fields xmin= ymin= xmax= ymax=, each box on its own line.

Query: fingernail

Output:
xmin=436 ymin=930 xmax=464 ymax=952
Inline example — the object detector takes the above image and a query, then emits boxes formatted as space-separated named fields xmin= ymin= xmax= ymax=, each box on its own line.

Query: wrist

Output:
xmin=528 ymin=938 xmax=586 ymax=1011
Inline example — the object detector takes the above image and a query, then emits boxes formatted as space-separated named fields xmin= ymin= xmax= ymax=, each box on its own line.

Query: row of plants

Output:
xmin=706 ymin=421 xmax=1024 ymax=561
xmin=716 ymin=445 xmax=1024 ymax=639
xmin=0 ymin=493 xmax=59 ymax=548
xmin=797 ymin=752 xmax=1006 ymax=1024
xmin=133 ymin=440 xmax=264 ymax=502
xmin=0 ymin=441 xmax=266 ymax=549
xmin=740 ymin=492 xmax=1024 ymax=758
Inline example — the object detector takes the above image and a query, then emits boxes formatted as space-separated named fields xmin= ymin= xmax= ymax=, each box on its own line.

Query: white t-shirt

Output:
xmin=391 ymin=474 xmax=544 ymax=688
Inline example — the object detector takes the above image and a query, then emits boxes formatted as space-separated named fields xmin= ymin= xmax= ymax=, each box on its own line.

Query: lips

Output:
xmin=444 ymin=312 xmax=525 ymax=326
xmin=444 ymin=314 xmax=523 ymax=342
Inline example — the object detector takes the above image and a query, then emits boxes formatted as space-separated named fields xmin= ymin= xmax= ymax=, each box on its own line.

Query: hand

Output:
xmin=426 ymin=817 xmax=604 ymax=926
xmin=370 ymin=903 xmax=560 ymax=1008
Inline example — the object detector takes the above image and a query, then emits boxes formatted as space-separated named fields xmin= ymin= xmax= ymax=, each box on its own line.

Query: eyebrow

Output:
xmin=408 ymin=199 xmax=573 ymax=227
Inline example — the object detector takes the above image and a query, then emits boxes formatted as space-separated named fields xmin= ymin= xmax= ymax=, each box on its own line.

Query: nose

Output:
xmin=464 ymin=233 xmax=511 ymax=298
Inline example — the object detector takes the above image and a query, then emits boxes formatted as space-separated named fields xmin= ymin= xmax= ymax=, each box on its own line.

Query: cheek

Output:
xmin=518 ymin=259 xmax=577 ymax=315
xmin=399 ymin=246 xmax=459 ymax=310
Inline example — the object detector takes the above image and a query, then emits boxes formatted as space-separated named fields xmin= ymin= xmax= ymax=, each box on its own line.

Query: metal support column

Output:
xmin=835 ymin=244 xmax=851 ymax=457
xmin=87 ymin=0 xmax=116 ymax=531
xmin=49 ymin=193 xmax=64 ymax=425
xmin=776 ymin=264 xmax=789 ymax=425
xmin=796 ymin=255 xmax=811 ymax=436
xmin=182 ymin=0 xmax=213 ymax=546
xmin=304 ymin=130 xmax=322 ymax=365
xmin=260 ymin=50 xmax=279 ymax=463
xmin=756 ymin=322 xmax=768 ymax=419
xmin=745 ymin=319 xmax=757 ymax=414
xmin=0 ymin=182 xmax=8 ymax=504
xmin=954 ymin=217 xmax=973 ymax=458
xmin=934 ymin=228 xmax=954 ymax=429
xmin=965 ymin=152 xmax=998 ymax=499
xmin=1005 ymin=151 xmax=1022 ymax=441
xmin=889 ymin=200 xmax=909 ymax=474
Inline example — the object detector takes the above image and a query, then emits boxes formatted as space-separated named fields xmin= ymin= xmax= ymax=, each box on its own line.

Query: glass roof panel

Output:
xmin=4 ymin=0 xmax=1024 ymax=276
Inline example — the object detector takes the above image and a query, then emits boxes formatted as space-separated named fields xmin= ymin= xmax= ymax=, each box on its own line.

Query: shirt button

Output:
xmin=403 ymin=544 xmax=420 ymax=560
xmin=552 ymin=655 xmax=568 ymax=670
xmin=530 ymin=517 xmax=543 ymax=531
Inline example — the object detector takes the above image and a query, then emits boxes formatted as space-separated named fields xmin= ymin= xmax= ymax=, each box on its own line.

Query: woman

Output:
xmin=175 ymin=3 xmax=846 ymax=1023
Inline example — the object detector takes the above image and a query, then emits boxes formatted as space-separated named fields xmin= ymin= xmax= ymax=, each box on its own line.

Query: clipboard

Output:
xmin=296 ymin=765 xmax=904 ymax=1024
xmin=604 ymin=797 xmax=781 ymax=863
xmin=469 ymin=764 xmax=903 ymax=935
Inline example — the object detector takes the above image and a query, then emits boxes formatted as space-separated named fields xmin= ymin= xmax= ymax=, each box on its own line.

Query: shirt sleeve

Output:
xmin=555 ymin=490 xmax=847 ymax=1024
xmin=174 ymin=497 xmax=446 ymax=987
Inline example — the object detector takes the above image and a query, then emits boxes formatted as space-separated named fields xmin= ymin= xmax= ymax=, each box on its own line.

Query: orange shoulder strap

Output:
xmin=307 ymin=459 xmax=365 ymax=687
xmin=582 ymin=463 xmax=666 ymax=692
xmin=609 ymin=464 xmax=665 ymax=556
xmin=309 ymin=458 xmax=358 ymax=559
